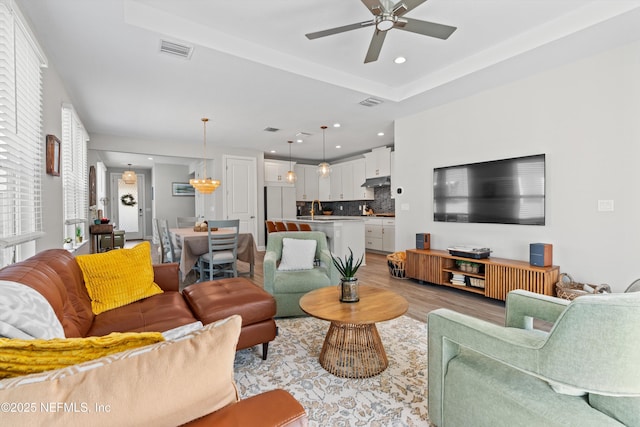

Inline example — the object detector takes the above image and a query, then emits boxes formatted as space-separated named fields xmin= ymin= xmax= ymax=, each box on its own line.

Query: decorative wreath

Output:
xmin=120 ymin=193 xmax=137 ymax=206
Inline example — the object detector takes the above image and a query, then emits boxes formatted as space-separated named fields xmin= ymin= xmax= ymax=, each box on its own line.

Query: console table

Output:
xmin=89 ymin=224 xmax=114 ymax=253
xmin=406 ymin=249 xmax=560 ymax=301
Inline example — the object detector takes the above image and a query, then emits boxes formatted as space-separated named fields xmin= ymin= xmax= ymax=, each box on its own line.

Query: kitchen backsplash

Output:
xmin=298 ymin=187 xmax=395 ymax=216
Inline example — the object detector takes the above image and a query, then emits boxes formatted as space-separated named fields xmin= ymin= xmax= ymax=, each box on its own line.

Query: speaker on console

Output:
xmin=416 ymin=233 xmax=430 ymax=250
xmin=529 ymin=243 xmax=552 ymax=266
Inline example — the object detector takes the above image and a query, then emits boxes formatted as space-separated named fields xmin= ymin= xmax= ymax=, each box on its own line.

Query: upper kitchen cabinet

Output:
xmin=364 ymin=147 xmax=391 ymax=179
xmin=353 ymin=159 xmax=374 ymax=200
xmin=264 ymin=160 xmax=294 ymax=186
xmin=294 ymin=164 xmax=319 ymax=201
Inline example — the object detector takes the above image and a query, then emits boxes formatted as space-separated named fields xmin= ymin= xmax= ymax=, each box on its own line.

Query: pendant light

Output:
xmin=190 ymin=118 xmax=221 ymax=194
xmin=285 ymin=140 xmax=297 ymax=183
xmin=317 ymin=125 xmax=331 ymax=178
xmin=122 ymin=164 xmax=137 ymax=184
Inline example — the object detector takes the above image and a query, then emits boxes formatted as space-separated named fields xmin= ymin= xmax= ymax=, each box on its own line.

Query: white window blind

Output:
xmin=0 ymin=2 xmax=47 ymax=266
xmin=61 ymin=104 xmax=88 ymax=242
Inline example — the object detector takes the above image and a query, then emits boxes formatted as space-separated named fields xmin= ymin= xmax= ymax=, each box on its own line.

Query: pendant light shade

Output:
xmin=190 ymin=118 xmax=221 ymax=194
xmin=317 ymin=125 xmax=331 ymax=178
xmin=286 ymin=140 xmax=297 ymax=183
xmin=122 ymin=164 xmax=137 ymax=184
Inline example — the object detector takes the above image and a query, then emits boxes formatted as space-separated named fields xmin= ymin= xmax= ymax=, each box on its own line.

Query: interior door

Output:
xmin=110 ymin=172 xmax=145 ymax=240
xmin=224 ymin=156 xmax=257 ymax=238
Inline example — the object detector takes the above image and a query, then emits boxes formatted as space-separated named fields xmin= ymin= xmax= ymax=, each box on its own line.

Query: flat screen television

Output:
xmin=433 ymin=154 xmax=545 ymax=225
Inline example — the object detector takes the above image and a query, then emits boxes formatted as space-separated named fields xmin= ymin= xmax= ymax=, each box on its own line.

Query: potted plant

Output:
xmin=332 ymin=248 xmax=364 ymax=303
xmin=63 ymin=237 xmax=73 ymax=250
xmin=75 ymin=226 xmax=83 ymax=243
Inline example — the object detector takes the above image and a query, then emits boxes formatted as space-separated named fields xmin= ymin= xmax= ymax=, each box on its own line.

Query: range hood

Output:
xmin=361 ymin=176 xmax=391 ymax=188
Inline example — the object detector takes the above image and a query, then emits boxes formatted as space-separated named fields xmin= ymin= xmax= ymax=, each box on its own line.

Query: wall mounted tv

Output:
xmin=433 ymin=154 xmax=545 ymax=225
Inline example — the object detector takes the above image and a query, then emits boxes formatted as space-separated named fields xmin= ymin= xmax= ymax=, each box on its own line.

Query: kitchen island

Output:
xmin=285 ymin=217 xmax=366 ymax=265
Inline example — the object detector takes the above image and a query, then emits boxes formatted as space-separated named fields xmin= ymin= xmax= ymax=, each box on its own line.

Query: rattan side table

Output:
xmin=299 ymin=286 xmax=408 ymax=378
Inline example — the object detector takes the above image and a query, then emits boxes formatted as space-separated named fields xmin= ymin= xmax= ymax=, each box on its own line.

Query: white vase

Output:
xmin=63 ymin=242 xmax=73 ymax=250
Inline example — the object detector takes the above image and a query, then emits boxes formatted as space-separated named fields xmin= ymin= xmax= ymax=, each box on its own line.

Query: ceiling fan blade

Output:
xmin=394 ymin=16 xmax=456 ymax=39
xmin=393 ymin=0 xmax=428 ymax=16
xmin=364 ymin=30 xmax=387 ymax=63
xmin=306 ymin=20 xmax=375 ymax=40
xmin=360 ymin=0 xmax=390 ymax=15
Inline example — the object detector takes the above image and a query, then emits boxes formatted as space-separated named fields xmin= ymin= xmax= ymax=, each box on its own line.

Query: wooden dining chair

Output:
xmin=176 ymin=216 xmax=198 ymax=228
xmin=198 ymin=219 xmax=239 ymax=281
xmin=298 ymin=223 xmax=312 ymax=231
xmin=275 ymin=221 xmax=287 ymax=232
xmin=286 ymin=222 xmax=299 ymax=231
xmin=265 ymin=220 xmax=277 ymax=233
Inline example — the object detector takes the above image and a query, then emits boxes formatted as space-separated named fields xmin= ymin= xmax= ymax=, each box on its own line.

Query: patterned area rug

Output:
xmin=234 ymin=315 xmax=429 ymax=426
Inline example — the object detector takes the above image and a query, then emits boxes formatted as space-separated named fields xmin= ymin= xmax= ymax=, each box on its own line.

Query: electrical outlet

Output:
xmin=339 ymin=206 xmax=343 ymax=210
xmin=597 ymin=200 xmax=614 ymax=212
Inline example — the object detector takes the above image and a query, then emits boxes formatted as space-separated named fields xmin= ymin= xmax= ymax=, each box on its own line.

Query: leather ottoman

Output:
xmin=183 ymin=278 xmax=277 ymax=359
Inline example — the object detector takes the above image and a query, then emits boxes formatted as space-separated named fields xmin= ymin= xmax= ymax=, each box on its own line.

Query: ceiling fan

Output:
xmin=305 ymin=0 xmax=457 ymax=63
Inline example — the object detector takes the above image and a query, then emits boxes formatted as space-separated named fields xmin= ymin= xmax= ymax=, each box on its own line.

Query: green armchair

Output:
xmin=264 ymin=231 xmax=339 ymax=317
xmin=428 ymin=290 xmax=640 ymax=427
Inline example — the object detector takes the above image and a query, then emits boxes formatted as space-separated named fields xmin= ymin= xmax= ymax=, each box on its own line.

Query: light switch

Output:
xmin=597 ymin=200 xmax=614 ymax=212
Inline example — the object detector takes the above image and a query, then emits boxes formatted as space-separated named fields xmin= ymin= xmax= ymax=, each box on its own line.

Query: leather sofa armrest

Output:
xmin=153 ymin=263 xmax=180 ymax=292
xmin=181 ymin=389 xmax=308 ymax=427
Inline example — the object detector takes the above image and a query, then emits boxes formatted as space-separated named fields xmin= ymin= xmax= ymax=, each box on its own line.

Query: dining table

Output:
xmin=169 ymin=228 xmax=257 ymax=278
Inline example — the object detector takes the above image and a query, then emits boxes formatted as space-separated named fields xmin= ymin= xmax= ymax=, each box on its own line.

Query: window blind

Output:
xmin=61 ymin=104 xmax=88 ymax=242
xmin=0 ymin=2 xmax=46 ymax=266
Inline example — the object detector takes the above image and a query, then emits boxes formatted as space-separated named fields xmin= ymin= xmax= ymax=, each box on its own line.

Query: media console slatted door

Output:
xmin=406 ymin=249 xmax=560 ymax=301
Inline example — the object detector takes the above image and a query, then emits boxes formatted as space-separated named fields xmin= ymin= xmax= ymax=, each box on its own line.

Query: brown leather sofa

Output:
xmin=0 ymin=248 xmax=276 ymax=357
xmin=0 ymin=249 xmax=308 ymax=426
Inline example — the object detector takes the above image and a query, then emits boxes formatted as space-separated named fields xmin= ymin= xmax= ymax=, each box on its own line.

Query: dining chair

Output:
xmin=176 ymin=216 xmax=198 ymax=228
xmin=154 ymin=218 xmax=181 ymax=263
xmin=198 ymin=219 xmax=240 ymax=281
xmin=265 ymin=220 xmax=277 ymax=234
xmin=286 ymin=222 xmax=299 ymax=231
xmin=275 ymin=221 xmax=287 ymax=232
xmin=298 ymin=223 xmax=312 ymax=231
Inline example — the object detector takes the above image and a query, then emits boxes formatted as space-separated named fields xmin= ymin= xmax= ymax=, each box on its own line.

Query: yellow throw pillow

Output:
xmin=76 ymin=241 xmax=163 ymax=314
xmin=0 ymin=332 xmax=164 ymax=378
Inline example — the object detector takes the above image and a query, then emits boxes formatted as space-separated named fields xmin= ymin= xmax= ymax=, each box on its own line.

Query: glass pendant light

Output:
xmin=317 ymin=125 xmax=331 ymax=178
xmin=190 ymin=118 xmax=221 ymax=194
xmin=285 ymin=140 xmax=297 ymax=183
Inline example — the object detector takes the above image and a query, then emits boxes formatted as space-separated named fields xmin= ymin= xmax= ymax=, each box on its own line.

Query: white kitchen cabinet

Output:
xmin=382 ymin=218 xmax=395 ymax=252
xmin=364 ymin=147 xmax=391 ymax=179
xmin=294 ymin=164 xmax=318 ymax=201
xmin=352 ymin=159 xmax=374 ymax=200
xmin=264 ymin=160 xmax=294 ymax=186
xmin=365 ymin=217 xmax=395 ymax=253
xmin=318 ymin=174 xmax=331 ymax=201
xmin=329 ymin=163 xmax=343 ymax=201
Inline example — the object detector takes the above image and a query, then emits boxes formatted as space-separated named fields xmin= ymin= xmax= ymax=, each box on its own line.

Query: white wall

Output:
xmin=395 ymin=40 xmax=640 ymax=292
xmin=153 ymin=163 xmax=195 ymax=230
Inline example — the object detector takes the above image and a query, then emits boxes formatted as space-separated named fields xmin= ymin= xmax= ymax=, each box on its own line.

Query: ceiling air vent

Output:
xmin=359 ymin=97 xmax=384 ymax=107
xmin=263 ymin=127 xmax=280 ymax=132
xmin=159 ymin=40 xmax=193 ymax=59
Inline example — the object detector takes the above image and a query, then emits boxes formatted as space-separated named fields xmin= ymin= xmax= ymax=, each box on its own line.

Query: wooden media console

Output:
xmin=405 ymin=249 xmax=560 ymax=301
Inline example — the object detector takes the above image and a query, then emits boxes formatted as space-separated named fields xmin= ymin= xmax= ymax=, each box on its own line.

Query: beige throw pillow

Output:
xmin=0 ymin=315 xmax=241 ymax=427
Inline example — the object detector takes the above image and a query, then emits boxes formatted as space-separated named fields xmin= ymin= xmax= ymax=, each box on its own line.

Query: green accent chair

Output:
xmin=428 ymin=290 xmax=640 ymax=427
xmin=263 ymin=231 xmax=339 ymax=317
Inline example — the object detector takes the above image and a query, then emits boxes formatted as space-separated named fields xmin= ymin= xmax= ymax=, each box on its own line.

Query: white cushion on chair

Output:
xmin=200 ymin=251 xmax=234 ymax=263
xmin=278 ymin=238 xmax=316 ymax=271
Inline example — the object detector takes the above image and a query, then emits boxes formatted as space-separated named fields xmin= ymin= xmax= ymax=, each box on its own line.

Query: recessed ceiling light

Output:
xmin=270 ymin=150 xmax=276 ymax=153
xmin=378 ymin=132 xmax=384 ymax=136
xmin=296 ymin=139 xmax=303 ymax=143
xmin=333 ymin=123 xmax=341 ymax=128
xmin=394 ymin=56 xmax=406 ymax=64
xmin=335 ymin=145 xmax=341 ymax=149
xmin=147 ymin=157 xmax=153 ymax=160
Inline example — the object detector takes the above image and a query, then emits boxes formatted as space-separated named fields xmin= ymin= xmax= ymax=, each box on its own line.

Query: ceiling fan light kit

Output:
xmin=190 ymin=118 xmax=221 ymax=194
xmin=305 ymin=0 xmax=456 ymax=63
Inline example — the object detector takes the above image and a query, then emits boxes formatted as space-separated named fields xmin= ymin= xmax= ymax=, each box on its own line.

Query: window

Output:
xmin=0 ymin=2 xmax=47 ymax=267
xmin=61 ymin=104 xmax=88 ymax=243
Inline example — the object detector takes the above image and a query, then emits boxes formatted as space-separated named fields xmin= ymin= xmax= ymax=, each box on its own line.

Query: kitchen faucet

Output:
xmin=310 ymin=200 xmax=322 ymax=220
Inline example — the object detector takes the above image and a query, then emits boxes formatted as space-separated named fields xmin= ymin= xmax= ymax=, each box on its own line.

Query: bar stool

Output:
xmin=298 ymin=223 xmax=312 ymax=231
xmin=265 ymin=220 xmax=277 ymax=233
xmin=275 ymin=222 xmax=287 ymax=232
xmin=286 ymin=223 xmax=299 ymax=231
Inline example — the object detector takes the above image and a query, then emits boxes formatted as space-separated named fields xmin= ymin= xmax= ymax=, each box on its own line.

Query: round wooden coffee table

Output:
xmin=299 ymin=285 xmax=408 ymax=378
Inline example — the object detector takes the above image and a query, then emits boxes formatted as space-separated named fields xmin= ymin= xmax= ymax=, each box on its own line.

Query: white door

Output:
xmin=110 ymin=173 xmax=145 ymax=240
xmin=224 ymin=156 xmax=257 ymax=238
